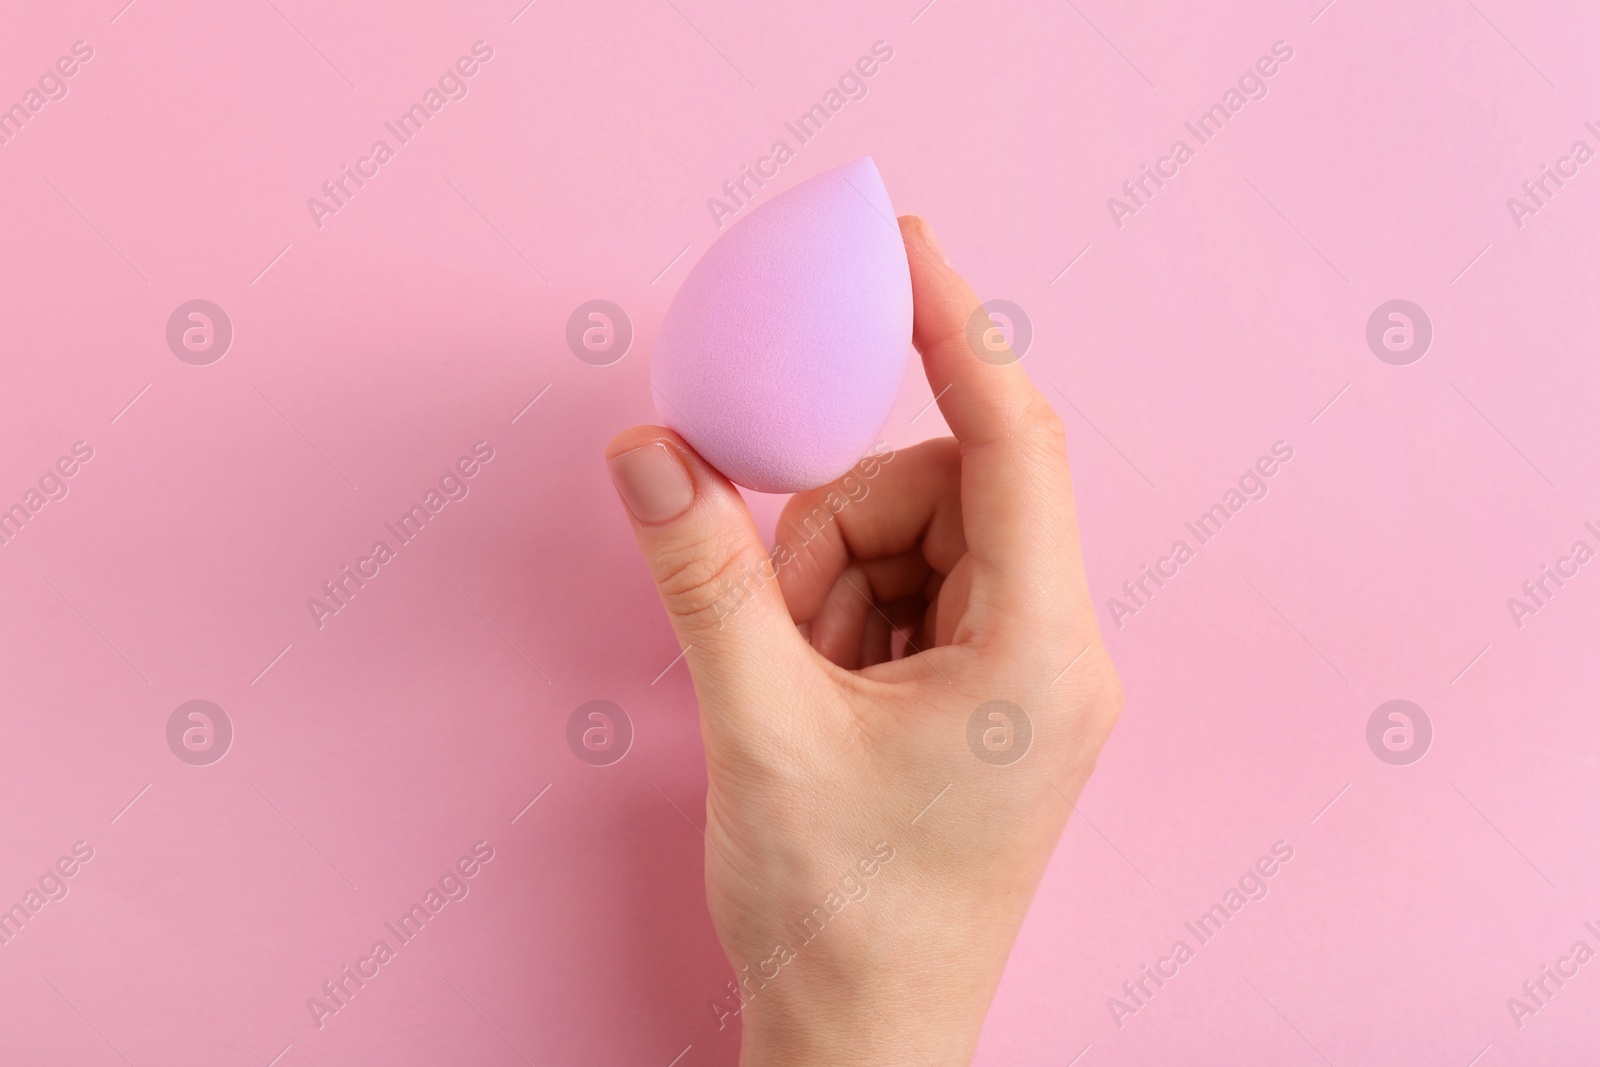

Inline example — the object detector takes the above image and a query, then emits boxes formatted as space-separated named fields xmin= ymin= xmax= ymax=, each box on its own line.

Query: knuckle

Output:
xmin=1078 ymin=655 xmax=1124 ymax=741
xmin=1050 ymin=642 xmax=1123 ymax=735
xmin=1095 ymin=662 xmax=1125 ymax=731
xmin=1022 ymin=397 xmax=1069 ymax=449
xmin=654 ymin=537 xmax=758 ymax=629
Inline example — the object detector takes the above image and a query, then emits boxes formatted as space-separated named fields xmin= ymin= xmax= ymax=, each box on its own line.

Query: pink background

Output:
xmin=2 ymin=0 xmax=1598 ymax=1064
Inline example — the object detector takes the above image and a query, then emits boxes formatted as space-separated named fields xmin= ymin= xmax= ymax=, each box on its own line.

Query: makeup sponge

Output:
xmin=651 ymin=156 xmax=913 ymax=494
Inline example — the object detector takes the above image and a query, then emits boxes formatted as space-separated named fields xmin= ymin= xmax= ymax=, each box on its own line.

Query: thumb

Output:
xmin=605 ymin=426 xmax=806 ymax=709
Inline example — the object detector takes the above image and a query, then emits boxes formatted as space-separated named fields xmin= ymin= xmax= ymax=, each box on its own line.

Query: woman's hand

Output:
xmin=605 ymin=216 xmax=1122 ymax=1067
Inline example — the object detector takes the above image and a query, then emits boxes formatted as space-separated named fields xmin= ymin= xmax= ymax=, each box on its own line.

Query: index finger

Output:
xmin=897 ymin=215 xmax=1092 ymax=631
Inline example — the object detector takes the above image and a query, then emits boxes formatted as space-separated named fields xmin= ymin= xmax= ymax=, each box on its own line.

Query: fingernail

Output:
xmin=917 ymin=218 xmax=951 ymax=268
xmin=609 ymin=442 xmax=694 ymax=524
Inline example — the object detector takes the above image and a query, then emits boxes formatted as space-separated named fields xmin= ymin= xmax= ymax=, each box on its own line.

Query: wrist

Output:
xmin=736 ymin=972 xmax=988 ymax=1067
xmin=740 ymin=1010 xmax=959 ymax=1067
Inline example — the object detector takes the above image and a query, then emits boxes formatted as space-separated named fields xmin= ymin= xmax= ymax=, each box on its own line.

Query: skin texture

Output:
xmin=606 ymin=216 xmax=1122 ymax=1066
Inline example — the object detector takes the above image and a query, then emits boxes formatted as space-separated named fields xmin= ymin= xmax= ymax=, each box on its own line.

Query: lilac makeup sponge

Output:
xmin=651 ymin=156 xmax=913 ymax=493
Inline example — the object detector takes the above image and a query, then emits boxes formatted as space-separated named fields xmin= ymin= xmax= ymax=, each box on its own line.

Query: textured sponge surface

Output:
xmin=651 ymin=157 xmax=913 ymax=493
